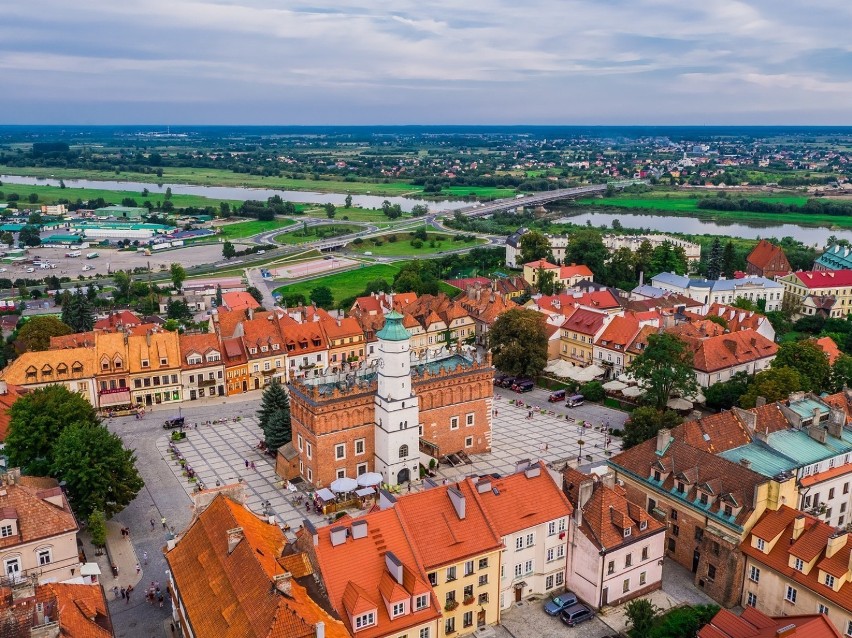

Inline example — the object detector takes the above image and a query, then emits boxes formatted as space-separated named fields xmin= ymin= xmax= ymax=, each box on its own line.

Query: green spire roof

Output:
xmin=376 ymin=310 xmax=411 ymax=342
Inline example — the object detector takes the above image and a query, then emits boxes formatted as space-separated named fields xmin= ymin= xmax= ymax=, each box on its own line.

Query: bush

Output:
xmin=411 ymin=239 xmax=424 ymax=249
xmin=580 ymin=381 xmax=605 ymax=402
xmin=386 ymin=234 xmax=397 ymax=243
xmin=353 ymin=237 xmax=364 ymax=245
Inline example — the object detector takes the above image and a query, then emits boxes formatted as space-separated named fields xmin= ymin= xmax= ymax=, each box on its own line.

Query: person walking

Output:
xmin=135 ymin=563 xmax=140 ymax=575
xmin=125 ymin=585 xmax=132 ymax=604
xmin=251 ymin=461 xmax=256 ymax=471
xmin=161 ymin=516 xmax=167 ymax=529
xmin=143 ymin=550 xmax=148 ymax=565
xmin=244 ymin=459 xmax=249 ymax=468
xmin=150 ymin=518 xmax=156 ymax=531
xmin=158 ymin=591 xmax=165 ymax=608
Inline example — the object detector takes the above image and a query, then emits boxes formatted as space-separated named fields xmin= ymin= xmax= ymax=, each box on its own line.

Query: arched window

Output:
xmin=399 ymin=445 xmax=409 ymax=459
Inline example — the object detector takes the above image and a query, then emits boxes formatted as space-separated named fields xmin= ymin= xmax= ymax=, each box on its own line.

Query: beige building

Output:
xmin=779 ymin=270 xmax=852 ymax=319
xmin=128 ymin=331 xmax=183 ymax=406
xmin=0 ymin=469 xmax=79 ymax=585
xmin=0 ymin=349 xmax=97 ymax=406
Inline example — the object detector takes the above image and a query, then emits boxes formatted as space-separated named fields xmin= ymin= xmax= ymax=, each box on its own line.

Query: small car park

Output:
xmin=560 ymin=604 xmax=594 ymax=627
xmin=163 ymin=417 xmax=186 ymax=429
xmin=512 ymin=379 xmax=535 ymax=393
xmin=543 ymin=591 xmax=578 ymax=616
xmin=499 ymin=376 xmax=517 ymax=388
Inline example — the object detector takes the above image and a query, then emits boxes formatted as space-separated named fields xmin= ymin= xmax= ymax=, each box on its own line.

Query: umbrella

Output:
xmin=617 ymin=373 xmax=634 ymax=383
xmin=602 ymin=380 xmax=627 ymax=391
xmin=686 ymin=392 xmax=707 ymax=404
xmin=622 ymin=386 xmax=646 ymax=398
xmin=330 ymin=477 xmax=358 ymax=493
xmin=574 ymin=364 xmax=605 ymax=383
xmin=357 ymin=472 xmax=383 ymax=487
xmin=667 ymin=397 xmax=693 ymax=411
xmin=316 ymin=488 xmax=336 ymax=502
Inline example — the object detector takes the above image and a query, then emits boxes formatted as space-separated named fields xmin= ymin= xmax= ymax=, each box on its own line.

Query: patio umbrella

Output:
xmin=330 ymin=477 xmax=358 ymax=493
xmin=621 ymin=386 xmax=645 ymax=398
xmin=602 ymin=380 xmax=627 ymax=391
xmin=686 ymin=392 xmax=707 ymax=404
xmin=667 ymin=397 xmax=694 ymax=411
xmin=617 ymin=373 xmax=634 ymax=383
xmin=574 ymin=364 xmax=605 ymax=383
xmin=356 ymin=472 xmax=383 ymax=487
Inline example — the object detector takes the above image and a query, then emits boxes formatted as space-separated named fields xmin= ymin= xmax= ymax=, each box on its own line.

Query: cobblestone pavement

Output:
xmin=500 ymin=598 xmax=615 ymax=638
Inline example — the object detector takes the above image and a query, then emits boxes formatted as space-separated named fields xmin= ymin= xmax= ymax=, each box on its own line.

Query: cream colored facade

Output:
xmin=427 ymin=548 xmax=501 ymax=638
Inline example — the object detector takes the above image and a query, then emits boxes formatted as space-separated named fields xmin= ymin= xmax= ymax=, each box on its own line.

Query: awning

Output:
xmin=99 ymin=390 xmax=131 ymax=407
xmin=602 ymin=380 xmax=627 ymax=391
xmin=316 ymin=488 xmax=336 ymax=502
xmin=356 ymin=472 xmax=383 ymax=487
xmin=330 ymin=477 xmax=358 ymax=493
xmin=667 ymin=397 xmax=693 ymax=411
xmin=622 ymin=386 xmax=645 ymax=398
xmin=573 ymin=364 xmax=605 ymax=383
xmin=355 ymin=487 xmax=375 ymax=498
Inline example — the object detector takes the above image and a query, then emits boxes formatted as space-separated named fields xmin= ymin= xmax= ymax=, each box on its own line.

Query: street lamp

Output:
xmin=577 ymin=439 xmax=585 ymax=464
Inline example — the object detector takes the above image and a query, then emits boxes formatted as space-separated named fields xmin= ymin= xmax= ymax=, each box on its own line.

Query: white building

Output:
xmin=651 ymin=272 xmax=784 ymax=312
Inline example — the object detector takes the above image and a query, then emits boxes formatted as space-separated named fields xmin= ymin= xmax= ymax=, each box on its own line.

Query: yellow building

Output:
xmin=779 ymin=270 xmax=852 ymax=319
xmin=127 ymin=331 xmax=182 ymax=406
xmin=0 ymin=347 xmax=97 ymax=405
xmin=560 ymin=308 xmax=610 ymax=367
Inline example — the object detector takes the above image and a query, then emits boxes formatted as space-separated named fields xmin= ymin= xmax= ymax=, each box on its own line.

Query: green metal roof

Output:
xmin=376 ymin=310 xmax=410 ymax=342
xmin=43 ymin=235 xmax=82 ymax=243
xmin=787 ymin=398 xmax=830 ymax=420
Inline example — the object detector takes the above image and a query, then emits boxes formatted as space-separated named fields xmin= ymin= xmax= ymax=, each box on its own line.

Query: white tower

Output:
xmin=373 ymin=311 xmax=420 ymax=486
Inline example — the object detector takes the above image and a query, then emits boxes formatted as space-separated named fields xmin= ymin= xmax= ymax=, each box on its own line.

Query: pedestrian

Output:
xmin=155 ymin=581 xmax=160 ymax=590
xmin=495 ymin=409 xmax=498 ymax=417
xmin=150 ymin=518 xmax=156 ymax=530
xmin=544 ymin=443 xmax=549 ymax=452
xmin=143 ymin=550 xmax=148 ymax=565
xmin=251 ymin=461 xmax=256 ymax=471
xmin=113 ymin=586 xmax=119 ymax=599
xmin=120 ymin=587 xmax=126 ymax=600
xmin=135 ymin=563 xmax=141 ymax=575
xmin=161 ymin=516 xmax=167 ymax=529
xmin=126 ymin=585 xmax=132 ymax=604
xmin=245 ymin=459 xmax=249 ymax=468
xmin=158 ymin=592 xmax=164 ymax=608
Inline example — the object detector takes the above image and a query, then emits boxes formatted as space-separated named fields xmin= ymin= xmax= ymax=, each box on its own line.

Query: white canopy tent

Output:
xmin=602 ymin=380 xmax=627 ymax=392
xmin=330 ymin=477 xmax=359 ymax=493
xmin=622 ymin=386 xmax=646 ymax=398
xmin=667 ymin=397 xmax=694 ymax=411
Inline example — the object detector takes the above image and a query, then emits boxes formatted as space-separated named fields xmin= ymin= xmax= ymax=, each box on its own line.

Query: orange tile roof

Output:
xmin=179 ymin=333 xmax=222 ymax=369
xmin=395 ymin=481 xmax=503 ymax=570
xmin=321 ymin=316 xmax=364 ymax=341
xmin=672 ymin=411 xmax=752 ymax=454
xmin=596 ymin=314 xmax=641 ymax=350
xmin=686 ymin=329 xmax=778 ymax=373
xmin=626 ymin=325 xmax=659 ymax=356
xmin=815 ymin=337 xmax=842 ymax=365
xmin=0 ymin=385 xmax=23 ymax=442
xmin=706 ymin=304 xmax=768 ymax=333
xmin=312 ymin=506 xmax=440 ymax=638
xmin=222 ymin=337 xmax=248 ymax=366
xmin=0 ymin=582 xmax=113 ymax=638
xmin=222 ymin=291 xmax=261 ymax=312
xmin=471 ymin=462 xmax=573 ymax=537
xmin=800 ymin=462 xmax=852 ymax=487
xmin=94 ymin=309 xmax=142 ymax=330
xmin=698 ymin=607 xmax=841 ymax=638
xmin=561 ymin=308 xmax=607 ymax=336
xmin=559 ymin=264 xmax=594 ymax=280
xmin=746 ymin=240 xmax=791 ymax=274
xmin=281 ymin=321 xmax=327 ymax=355
xmin=524 ymin=258 xmax=558 ymax=270
xmin=742 ymin=506 xmax=852 ymax=618
xmin=0 ymin=476 xmax=77 ymax=549
xmin=215 ymin=308 xmax=248 ymax=338
xmin=166 ymin=494 xmax=347 ymax=638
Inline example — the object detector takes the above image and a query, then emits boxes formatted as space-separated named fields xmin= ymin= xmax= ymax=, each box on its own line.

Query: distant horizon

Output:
xmin=3 ymin=124 xmax=852 ymax=130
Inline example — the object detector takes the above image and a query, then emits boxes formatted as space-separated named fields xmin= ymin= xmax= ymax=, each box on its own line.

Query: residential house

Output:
xmin=779 ymin=270 xmax=852 ymax=319
xmin=816 ymin=337 xmax=842 ymax=365
xmin=740 ymin=506 xmax=852 ymax=637
xmin=698 ymin=606 xmax=841 ymax=638
xmin=593 ymin=312 xmax=659 ymax=379
xmin=651 ymin=272 xmax=784 ymax=312
xmin=702 ymin=303 xmax=776 ymax=342
xmin=323 ymin=316 xmax=367 ymax=370
xmin=0 ymin=469 xmax=79 ymax=585
xmin=284 ymin=320 xmax=329 ymax=381
xmin=562 ymin=467 xmax=665 ymax=608
xmin=522 ymin=259 xmax=594 ymax=290
xmin=445 ymin=276 xmax=527 ymax=302
xmin=179 ymin=333 xmax=225 ymax=400
xmin=682 ymin=329 xmax=778 ymax=388
xmin=603 ymin=234 xmax=701 ymax=264
xmin=395 ymin=481 xmax=503 ymax=637
xmin=400 ymin=294 xmax=475 ymax=358
xmin=165 ymin=488 xmax=347 ymax=638
xmin=351 ymin=292 xmax=417 ymax=318
xmin=746 ymin=240 xmax=792 ymax=279
xmin=93 ymin=309 xmax=143 ymax=332
xmin=242 ymin=312 xmax=287 ymax=390
xmin=607 ymin=429 xmax=798 ymax=607
xmin=0 ymin=581 xmax=114 ymax=638
xmin=474 ymin=462 xmax=573 ymax=610
xmin=222 ymin=337 xmax=249 ymax=396
xmin=220 ymin=291 xmax=261 ymax=312
xmin=560 ymin=309 xmax=612 ymax=368
xmin=127 ymin=331 xmax=182 ymax=406
xmin=0 ymin=347 xmax=97 ymax=406
xmin=455 ymin=284 xmax=518 ymax=347
xmin=94 ymin=332 xmax=132 ymax=412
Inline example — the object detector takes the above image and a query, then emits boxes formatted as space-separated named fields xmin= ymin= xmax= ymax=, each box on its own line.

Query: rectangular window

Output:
xmin=446 ymin=566 xmax=456 ymax=582
xmin=428 ymin=572 xmax=437 ymax=586
xmin=306 ymin=442 xmax=312 ymax=460
xmin=335 ymin=444 xmax=345 ymax=460
xmin=465 ymin=436 xmax=473 ymax=448
xmin=794 ymin=558 xmax=803 ymax=571
xmin=526 ymin=533 xmax=534 ymax=547
xmin=515 ymin=537 xmax=523 ymax=551
xmin=478 ymin=574 xmax=488 ymax=586
xmin=707 ymin=564 xmax=716 ymax=581
xmin=355 ymin=612 xmax=375 ymax=629
xmin=0 ymin=525 xmax=12 ymax=538
xmin=623 ymin=578 xmax=630 ymax=594
xmin=524 ymin=560 xmax=533 ymax=574
xmin=826 ymin=574 xmax=836 ymax=588
xmin=464 ymin=560 xmax=474 ymax=576
xmin=297 ymin=434 xmax=303 ymax=451
xmin=670 ymin=509 xmax=678 ymax=521
xmin=445 ymin=618 xmax=455 ymax=635
xmin=463 ymin=611 xmax=473 ymax=628
xmin=420 ymin=628 xmax=429 ymax=638
xmin=547 ymin=548 xmax=555 ymax=562
xmin=466 ymin=413 xmax=474 ymax=426
xmin=756 ymin=538 xmax=765 ymax=551
xmin=750 ymin=566 xmax=760 ymax=582
xmin=747 ymin=592 xmax=758 ymax=608
xmin=671 ymin=524 xmax=679 ymax=537
xmin=545 ymin=574 xmax=554 ymax=590
xmin=37 ymin=549 xmax=51 ymax=566
xmin=607 ymin=561 xmax=615 ymax=575
xmin=548 ymin=521 xmax=556 ymax=536
xmin=785 ymin=586 xmax=797 ymax=604
xmin=450 ymin=417 xmax=459 ymax=430
xmin=478 ymin=558 xmax=488 ymax=570
xmin=641 ymin=546 xmax=649 ymax=561
xmin=819 ymin=604 xmax=829 ymax=615
xmin=625 ymin=554 xmax=632 ymax=568
xmin=639 ymin=571 xmax=646 ymax=586
xmin=415 ymin=594 xmax=428 ymax=610
xmin=667 ymin=538 xmax=676 ymax=553
xmin=514 ymin=564 xmax=522 ymax=578
xmin=555 ymin=571 xmax=564 ymax=587
xmin=391 ymin=602 xmax=405 ymax=617
xmin=355 ymin=439 xmax=365 ymax=455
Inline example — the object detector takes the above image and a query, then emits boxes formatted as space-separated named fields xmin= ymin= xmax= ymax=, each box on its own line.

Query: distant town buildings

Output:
xmin=650 ymin=272 xmax=784 ymax=311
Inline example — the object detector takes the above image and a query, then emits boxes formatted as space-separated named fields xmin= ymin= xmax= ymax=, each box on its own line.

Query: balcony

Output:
xmin=445 ymin=600 xmax=459 ymax=612
xmin=261 ymin=367 xmax=278 ymax=376
xmin=197 ymin=378 xmax=217 ymax=387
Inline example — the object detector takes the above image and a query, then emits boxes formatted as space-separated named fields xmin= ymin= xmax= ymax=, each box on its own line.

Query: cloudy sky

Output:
xmin=2 ymin=0 xmax=851 ymax=124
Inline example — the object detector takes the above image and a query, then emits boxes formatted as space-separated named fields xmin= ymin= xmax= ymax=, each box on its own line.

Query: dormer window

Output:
xmin=724 ymin=505 xmax=733 ymax=517
xmin=272 ymin=344 xmax=279 ymax=350
xmin=114 ymin=358 xmax=123 ymax=369
xmin=676 ymin=481 xmax=685 ymax=493
xmin=101 ymin=359 xmax=110 ymax=371
xmin=0 ymin=523 xmax=15 ymax=538
xmin=700 ymin=493 xmax=708 ymax=505
xmin=206 ymin=352 xmax=220 ymax=362
xmin=249 ymin=348 xmax=257 ymax=355
xmin=160 ymin=358 xmax=168 ymax=366
xmin=72 ymin=362 xmax=83 ymax=374
xmin=623 ymin=526 xmax=632 ymax=538
xmin=414 ymin=594 xmax=429 ymax=610
xmin=187 ymin=355 xmax=202 ymax=365
xmin=640 ymin=520 xmax=647 ymax=531
xmin=57 ymin=364 xmax=67 ymax=376
xmin=391 ymin=601 xmax=406 ymax=617
xmin=260 ymin=346 xmax=268 ymax=352
xmin=756 ymin=538 xmax=765 ymax=551
xmin=354 ymin=611 xmax=376 ymax=630
xmin=653 ymin=471 xmax=661 ymax=481
xmin=141 ymin=359 xmax=150 ymax=368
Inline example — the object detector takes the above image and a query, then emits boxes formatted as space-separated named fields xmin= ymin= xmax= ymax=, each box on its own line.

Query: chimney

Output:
xmin=776 ymin=625 xmax=797 ymax=638
xmin=755 ymin=396 xmax=766 ymax=407
xmin=827 ymin=410 xmax=844 ymax=438
xmin=792 ymin=515 xmax=806 ymax=540
xmin=734 ymin=407 xmax=756 ymax=433
xmin=828 ymin=532 xmax=849 ymax=561
xmin=579 ymin=479 xmax=595 ymax=509
xmin=378 ymin=490 xmax=397 ymax=509
xmin=476 ymin=477 xmax=492 ymax=493
xmin=514 ymin=459 xmax=531 ymax=474
xmin=385 ymin=551 xmax=404 ymax=585
xmin=739 ymin=458 xmax=752 ymax=469
xmin=227 ymin=527 xmax=244 ymax=554
xmin=601 ymin=471 xmax=615 ymax=490
xmin=447 ymin=486 xmax=466 ymax=520
xmin=656 ymin=429 xmax=672 ymax=455
xmin=0 ymin=380 xmax=7 ymax=395
xmin=329 ymin=526 xmax=348 ymax=547
xmin=273 ymin=571 xmax=293 ymax=596
xmin=315 ymin=622 xmax=325 ymax=638
xmin=304 ymin=519 xmax=319 ymax=546
xmin=146 ymin=330 xmax=151 ymax=346
xmin=351 ymin=520 xmax=368 ymax=540
xmin=807 ymin=425 xmax=828 ymax=444
xmin=248 ymin=307 xmax=254 ymax=320
xmin=524 ymin=465 xmax=541 ymax=479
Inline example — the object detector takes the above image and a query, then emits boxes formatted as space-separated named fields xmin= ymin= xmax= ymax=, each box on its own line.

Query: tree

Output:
xmin=52 ymin=422 xmax=144 ymax=518
xmin=215 ymin=284 xmax=223 ymax=307
xmin=740 ymin=367 xmax=803 ymax=408
xmin=169 ymin=263 xmax=186 ymax=291
xmin=648 ymin=604 xmax=720 ymax=638
xmin=257 ymin=380 xmax=290 ymax=438
xmin=625 ymin=598 xmax=659 ymax=638
xmin=61 ymin=288 xmax=94 ymax=332
xmin=5 ymin=385 xmax=100 ymax=476
xmin=536 ymin=267 xmax=559 ymax=295
xmin=344 ymin=194 xmax=353 ymax=208
xmin=518 ymin=230 xmax=551 ymax=264
xmin=564 ymin=229 xmax=607 ymax=279
xmin=166 ymin=299 xmax=192 ymax=321
xmin=629 ymin=333 xmax=697 ymax=410
xmin=164 ymin=187 xmax=172 ymax=200
xmin=604 ymin=247 xmax=637 ymax=289
xmin=706 ymin=238 xmax=723 ymax=280
xmin=580 ymin=381 xmax=605 ymax=402
xmin=324 ymin=203 xmax=336 ymax=219
xmin=18 ymin=224 xmax=41 ymax=247
xmin=0 ymin=232 xmax=13 ymax=246
xmin=704 ymin=371 xmax=750 ymax=410
xmin=88 ymin=509 xmax=107 ymax=548
xmin=265 ymin=405 xmax=292 ymax=453
xmin=830 ymin=354 xmax=852 ymax=392
xmin=722 ymin=241 xmax=737 ymax=278
xmin=649 ymin=241 xmax=687 ymax=276
xmin=113 ymin=270 xmax=131 ymax=300
xmin=222 ymin=241 xmax=236 ymax=260
xmin=17 ymin=316 xmax=73 ymax=351
xmin=310 ymin=286 xmax=334 ymax=309
xmin=774 ymin=340 xmax=831 ymax=393
xmin=634 ymin=240 xmax=654 ymax=279
xmin=246 ymin=286 xmax=264 ymax=305
xmin=731 ymin=297 xmax=758 ymax=311
xmin=489 ymin=309 xmax=548 ymax=377
xmin=623 ymin=407 xmax=683 ymax=449
xmin=410 ymin=204 xmax=429 ymax=217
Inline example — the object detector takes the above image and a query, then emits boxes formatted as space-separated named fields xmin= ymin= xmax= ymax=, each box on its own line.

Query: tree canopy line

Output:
xmin=698 ymin=196 xmax=852 ymax=217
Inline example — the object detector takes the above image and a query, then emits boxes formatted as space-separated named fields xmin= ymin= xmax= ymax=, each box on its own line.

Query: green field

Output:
xmin=217 ymin=218 xmax=296 ymax=239
xmin=275 ymin=224 xmax=360 ymax=245
xmin=0 ymin=182 xmax=240 ymax=210
xmin=274 ymin=263 xmax=404 ymax=303
xmin=590 ymin=193 xmax=809 ymax=211
xmin=350 ymin=232 xmax=485 ymax=257
xmin=307 ymin=206 xmax=398 ymax=223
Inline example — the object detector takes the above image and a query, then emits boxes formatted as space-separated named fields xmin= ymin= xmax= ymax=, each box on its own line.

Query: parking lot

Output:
xmin=500 ymin=598 xmax=616 ymax=638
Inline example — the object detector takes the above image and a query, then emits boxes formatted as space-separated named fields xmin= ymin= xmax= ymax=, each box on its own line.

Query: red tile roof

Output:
xmin=746 ymin=240 xmax=791 ymax=274
xmin=0 ymin=582 xmax=114 ymax=638
xmin=524 ymin=258 xmax=558 ymax=270
xmin=815 ymin=337 xmax=842 ymax=365
xmin=791 ymin=270 xmax=852 ymax=289
xmin=686 ymin=330 xmax=778 ymax=373
xmin=559 ymin=264 xmax=594 ymax=280
xmin=672 ymin=411 xmax=751 ymax=453
xmin=561 ymin=308 xmax=607 ymax=336
xmin=0 ymin=475 xmax=77 ymax=549
xmin=222 ymin=291 xmax=261 ymax=312
xmin=94 ymin=310 xmax=142 ymax=331
xmin=596 ymin=314 xmax=641 ymax=350
xmin=179 ymin=333 xmax=222 ymax=369
xmin=0 ymin=384 xmax=23 ymax=442
xmin=698 ymin=607 xmax=841 ymax=638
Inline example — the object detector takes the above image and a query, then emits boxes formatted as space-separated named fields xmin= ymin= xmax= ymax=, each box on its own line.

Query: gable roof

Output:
xmin=576 ymin=479 xmax=664 ymax=551
xmin=685 ymin=329 xmax=778 ymax=373
xmin=0 ymin=582 xmax=113 ymax=638
xmin=180 ymin=333 xmax=222 ymax=368
xmin=166 ymin=494 xmax=347 ymax=638
xmin=221 ymin=291 xmax=261 ymax=312
xmin=0 ymin=475 xmax=77 ymax=549
xmin=698 ymin=606 xmax=841 ymax=638
xmin=561 ymin=308 xmax=607 ymax=336
xmin=790 ymin=270 xmax=852 ymax=289
xmin=746 ymin=240 xmax=791 ymax=272
xmin=815 ymin=336 xmax=842 ymax=365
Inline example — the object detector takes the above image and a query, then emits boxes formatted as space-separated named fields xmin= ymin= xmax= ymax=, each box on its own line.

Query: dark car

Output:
xmin=565 ymin=394 xmax=585 ymax=408
xmin=500 ymin=376 xmax=517 ymax=388
xmin=543 ymin=591 xmax=578 ymax=616
xmin=560 ymin=604 xmax=593 ymax=627
xmin=494 ymin=374 xmax=509 ymax=386
xmin=162 ymin=417 xmax=186 ymax=429
xmin=547 ymin=389 xmax=566 ymax=402
xmin=512 ymin=379 xmax=534 ymax=392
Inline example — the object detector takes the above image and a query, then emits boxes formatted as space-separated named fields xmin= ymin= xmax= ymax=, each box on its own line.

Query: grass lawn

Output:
xmin=274 ymin=263 xmax=405 ymax=304
xmin=275 ymin=224 xmax=360 ymax=245
xmin=590 ymin=193 xmax=810 ymax=212
xmin=217 ymin=218 xmax=296 ymax=239
xmin=321 ymin=206 xmax=397 ymax=222
xmin=349 ymin=232 xmax=485 ymax=257
xmin=0 ymin=165 xmax=422 ymax=197
xmin=434 ymin=185 xmax=516 ymax=199
xmin=0 ymin=182 xmax=240 ymax=210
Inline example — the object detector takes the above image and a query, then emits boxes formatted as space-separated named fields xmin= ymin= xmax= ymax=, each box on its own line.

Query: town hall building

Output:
xmin=285 ymin=311 xmax=494 ymax=488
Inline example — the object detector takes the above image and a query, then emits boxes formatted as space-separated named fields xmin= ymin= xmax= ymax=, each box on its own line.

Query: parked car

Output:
xmin=543 ymin=591 xmax=578 ymax=616
xmin=163 ymin=417 xmax=186 ymax=429
xmin=565 ymin=394 xmax=585 ymax=408
xmin=547 ymin=389 xmax=566 ymax=402
xmin=560 ymin=604 xmax=593 ymax=627
xmin=494 ymin=374 xmax=509 ymax=386
xmin=499 ymin=376 xmax=517 ymax=388
xmin=513 ymin=379 xmax=535 ymax=393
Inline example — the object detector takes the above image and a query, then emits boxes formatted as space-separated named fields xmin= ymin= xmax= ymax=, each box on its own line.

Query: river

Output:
xmin=0 ymin=174 xmax=470 ymax=213
xmin=556 ymin=209 xmax=852 ymax=247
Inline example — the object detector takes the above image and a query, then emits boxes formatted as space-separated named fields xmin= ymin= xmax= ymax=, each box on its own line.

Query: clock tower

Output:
xmin=373 ymin=311 xmax=420 ymax=486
